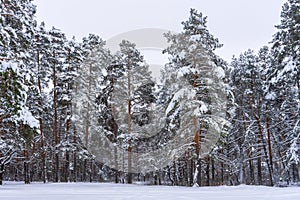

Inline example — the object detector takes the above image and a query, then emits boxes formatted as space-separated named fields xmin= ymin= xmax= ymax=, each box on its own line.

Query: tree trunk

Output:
xmin=248 ymin=152 xmax=255 ymax=185
xmin=198 ymin=159 xmax=202 ymax=186
xmin=255 ymin=114 xmax=273 ymax=185
xmin=292 ymin=163 xmax=299 ymax=183
xmin=0 ymin=163 xmax=4 ymax=185
xmin=127 ymin=59 xmax=132 ymax=184
xmin=191 ymin=50 xmax=201 ymax=187
xmin=24 ymin=143 xmax=30 ymax=184
xmin=190 ymin=159 xmax=194 ymax=186
xmin=53 ymin=52 xmax=58 ymax=145
xmin=266 ymin=111 xmax=274 ymax=186
xmin=114 ymin=146 xmax=119 ymax=184
xmin=206 ymin=157 xmax=210 ymax=186
xmin=37 ymin=48 xmax=47 ymax=183
xmin=192 ymin=159 xmax=199 ymax=187
xmin=90 ymin=159 xmax=93 ymax=183
xmin=53 ymin=52 xmax=60 ymax=182
xmin=83 ymin=159 xmax=87 ymax=182
xmin=55 ymin=153 xmax=59 ymax=182
xmin=112 ymin=103 xmax=119 ymax=183
xmin=211 ymin=157 xmax=215 ymax=185
xmin=239 ymin=161 xmax=244 ymax=185
xmin=221 ymin=149 xmax=225 ymax=185
xmin=73 ymin=125 xmax=77 ymax=182
xmin=65 ymin=151 xmax=70 ymax=182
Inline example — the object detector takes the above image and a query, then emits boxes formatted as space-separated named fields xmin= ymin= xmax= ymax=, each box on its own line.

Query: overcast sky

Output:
xmin=34 ymin=0 xmax=285 ymax=73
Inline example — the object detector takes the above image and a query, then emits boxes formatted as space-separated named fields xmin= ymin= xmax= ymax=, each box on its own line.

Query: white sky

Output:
xmin=34 ymin=0 xmax=285 ymax=74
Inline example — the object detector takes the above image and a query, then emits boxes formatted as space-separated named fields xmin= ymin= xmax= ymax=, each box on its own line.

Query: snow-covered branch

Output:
xmin=0 ymin=12 xmax=13 ymax=16
xmin=0 ymin=57 xmax=11 ymax=61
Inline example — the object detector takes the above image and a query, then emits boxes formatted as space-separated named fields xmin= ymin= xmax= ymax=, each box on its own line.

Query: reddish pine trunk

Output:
xmin=127 ymin=61 xmax=132 ymax=184
xmin=37 ymin=48 xmax=47 ymax=183
xmin=53 ymin=52 xmax=60 ymax=182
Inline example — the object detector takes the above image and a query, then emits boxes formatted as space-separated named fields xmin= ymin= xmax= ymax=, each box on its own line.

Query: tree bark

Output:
xmin=53 ymin=52 xmax=60 ymax=182
xmin=0 ymin=163 xmax=4 ymax=185
xmin=37 ymin=48 xmax=47 ymax=183
xmin=265 ymin=111 xmax=274 ymax=186
xmin=111 ymin=77 xmax=119 ymax=183
xmin=127 ymin=57 xmax=132 ymax=184
xmin=73 ymin=126 xmax=77 ymax=182
xmin=192 ymin=50 xmax=200 ymax=187
xmin=211 ymin=157 xmax=215 ymax=185
xmin=206 ymin=157 xmax=210 ymax=186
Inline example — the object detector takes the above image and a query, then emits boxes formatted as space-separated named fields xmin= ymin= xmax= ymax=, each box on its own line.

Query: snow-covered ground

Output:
xmin=1 ymin=182 xmax=300 ymax=200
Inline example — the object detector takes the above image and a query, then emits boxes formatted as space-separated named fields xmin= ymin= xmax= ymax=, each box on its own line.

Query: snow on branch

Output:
xmin=0 ymin=12 xmax=13 ymax=16
xmin=0 ymin=149 xmax=17 ymax=165
xmin=0 ymin=57 xmax=11 ymax=61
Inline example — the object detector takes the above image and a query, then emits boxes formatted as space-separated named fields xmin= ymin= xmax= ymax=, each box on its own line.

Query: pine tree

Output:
xmin=0 ymin=0 xmax=38 ymax=185
xmin=229 ymin=48 xmax=276 ymax=185
xmin=162 ymin=8 xmax=227 ymax=186
xmin=47 ymin=27 xmax=68 ymax=182
xmin=31 ymin=22 xmax=53 ymax=183
xmin=112 ymin=40 xmax=153 ymax=184
xmin=271 ymin=0 xmax=300 ymax=184
xmin=73 ymin=34 xmax=112 ymax=182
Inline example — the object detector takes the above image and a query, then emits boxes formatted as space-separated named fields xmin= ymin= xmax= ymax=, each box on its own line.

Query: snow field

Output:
xmin=1 ymin=182 xmax=300 ymax=200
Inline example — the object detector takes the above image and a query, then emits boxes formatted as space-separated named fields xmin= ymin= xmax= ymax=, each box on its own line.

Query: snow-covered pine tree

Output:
xmin=270 ymin=0 xmax=300 ymax=184
xmin=72 ymin=34 xmax=113 ymax=182
xmin=74 ymin=34 xmax=109 ymax=147
xmin=162 ymin=8 xmax=227 ymax=187
xmin=112 ymin=40 xmax=153 ymax=184
xmin=97 ymin=58 xmax=125 ymax=183
xmin=47 ymin=27 xmax=68 ymax=182
xmin=0 ymin=0 xmax=38 ymax=185
xmin=29 ymin=22 xmax=53 ymax=183
xmin=58 ymin=37 xmax=83 ymax=182
xmin=229 ymin=48 xmax=275 ymax=186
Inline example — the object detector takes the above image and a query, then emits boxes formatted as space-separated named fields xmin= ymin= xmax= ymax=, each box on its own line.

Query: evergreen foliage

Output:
xmin=0 ymin=0 xmax=299 ymax=187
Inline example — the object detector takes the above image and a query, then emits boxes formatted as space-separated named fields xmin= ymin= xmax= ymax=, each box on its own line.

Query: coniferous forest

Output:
xmin=0 ymin=0 xmax=299 ymax=187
